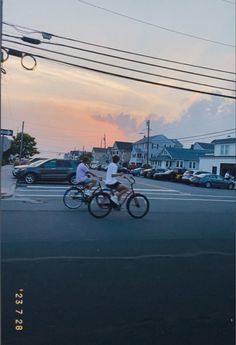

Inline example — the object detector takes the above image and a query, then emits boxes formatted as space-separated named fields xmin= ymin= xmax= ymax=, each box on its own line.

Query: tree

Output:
xmin=10 ymin=132 xmax=40 ymax=158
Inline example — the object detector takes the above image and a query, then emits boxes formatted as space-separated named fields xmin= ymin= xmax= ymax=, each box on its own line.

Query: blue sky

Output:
xmin=1 ymin=0 xmax=235 ymax=155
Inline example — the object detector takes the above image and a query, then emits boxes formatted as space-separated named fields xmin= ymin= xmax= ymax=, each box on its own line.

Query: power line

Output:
xmin=2 ymin=45 xmax=235 ymax=99
xmin=175 ymin=128 xmax=236 ymax=140
xmin=77 ymin=0 xmax=235 ymax=48
xmin=3 ymin=23 xmax=235 ymax=75
xmin=3 ymin=33 xmax=235 ymax=83
xmin=3 ymin=39 xmax=235 ymax=92
xmin=178 ymin=131 xmax=236 ymax=142
xmin=220 ymin=0 xmax=235 ymax=4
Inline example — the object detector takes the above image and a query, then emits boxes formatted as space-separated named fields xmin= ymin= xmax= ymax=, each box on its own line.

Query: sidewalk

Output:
xmin=0 ymin=165 xmax=17 ymax=198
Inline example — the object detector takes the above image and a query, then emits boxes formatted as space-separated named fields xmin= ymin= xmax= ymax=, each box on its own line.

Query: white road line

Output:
xmin=12 ymin=194 xmax=235 ymax=203
xmin=2 ymin=251 xmax=233 ymax=262
xmin=148 ymin=197 xmax=235 ymax=202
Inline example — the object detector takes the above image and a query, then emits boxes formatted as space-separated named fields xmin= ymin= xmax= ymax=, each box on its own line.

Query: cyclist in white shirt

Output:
xmin=105 ymin=155 xmax=129 ymax=205
xmin=76 ymin=157 xmax=101 ymax=195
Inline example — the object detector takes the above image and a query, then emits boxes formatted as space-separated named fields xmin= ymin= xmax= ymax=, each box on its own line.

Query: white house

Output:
xmin=199 ymin=137 xmax=236 ymax=177
xmin=91 ymin=147 xmax=109 ymax=164
xmin=130 ymin=134 xmax=182 ymax=167
xmin=111 ymin=141 xmax=133 ymax=164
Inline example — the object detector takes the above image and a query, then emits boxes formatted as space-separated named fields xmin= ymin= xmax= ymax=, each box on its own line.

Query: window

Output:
xmin=176 ymin=161 xmax=179 ymax=167
xmin=212 ymin=166 xmax=217 ymax=174
xmin=166 ymin=161 xmax=172 ymax=167
xmin=193 ymin=162 xmax=196 ymax=169
xmin=158 ymin=161 xmax=162 ymax=167
xmin=189 ymin=162 xmax=192 ymax=169
xmin=57 ymin=160 xmax=71 ymax=168
xmin=220 ymin=144 xmax=230 ymax=155
xmin=42 ymin=160 xmax=57 ymax=168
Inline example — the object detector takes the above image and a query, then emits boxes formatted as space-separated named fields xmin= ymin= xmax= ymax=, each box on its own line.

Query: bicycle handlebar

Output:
xmin=123 ymin=175 xmax=135 ymax=185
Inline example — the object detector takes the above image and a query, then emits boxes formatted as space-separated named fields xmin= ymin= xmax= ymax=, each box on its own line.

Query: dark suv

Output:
xmin=15 ymin=159 xmax=79 ymax=184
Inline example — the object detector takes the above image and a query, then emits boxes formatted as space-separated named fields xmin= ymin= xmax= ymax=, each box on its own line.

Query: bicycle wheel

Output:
xmin=126 ymin=193 xmax=149 ymax=218
xmin=88 ymin=192 xmax=112 ymax=218
xmin=63 ymin=187 xmax=84 ymax=209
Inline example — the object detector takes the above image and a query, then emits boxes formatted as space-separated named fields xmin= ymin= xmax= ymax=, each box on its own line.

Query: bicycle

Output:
xmin=63 ymin=179 xmax=108 ymax=209
xmin=88 ymin=175 xmax=150 ymax=219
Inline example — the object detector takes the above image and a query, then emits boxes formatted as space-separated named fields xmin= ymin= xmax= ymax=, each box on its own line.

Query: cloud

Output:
xmin=91 ymin=96 xmax=235 ymax=146
xmin=91 ymin=113 xmax=138 ymax=135
xmin=143 ymin=96 xmax=235 ymax=145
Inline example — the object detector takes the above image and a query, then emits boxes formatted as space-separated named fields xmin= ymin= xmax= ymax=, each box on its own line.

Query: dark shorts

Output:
xmin=106 ymin=182 xmax=121 ymax=189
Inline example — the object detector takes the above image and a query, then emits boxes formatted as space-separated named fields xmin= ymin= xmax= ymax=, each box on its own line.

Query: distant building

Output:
xmin=130 ymin=134 xmax=183 ymax=167
xmin=199 ymin=137 xmax=236 ymax=176
xmin=153 ymin=147 xmax=208 ymax=170
xmin=64 ymin=150 xmax=83 ymax=160
xmin=111 ymin=141 xmax=133 ymax=164
xmin=91 ymin=147 xmax=109 ymax=164
xmin=191 ymin=142 xmax=214 ymax=151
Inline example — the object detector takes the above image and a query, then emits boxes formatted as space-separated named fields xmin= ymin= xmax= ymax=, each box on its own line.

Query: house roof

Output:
xmin=157 ymin=147 xmax=208 ymax=161
xmin=113 ymin=141 xmax=133 ymax=150
xmin=211 ymin=137 xmax=236 ymax=144
xmin=193 ymin=142 xmax=214 ymax=150
xmin=134 ymin=134 xmax=182 ymax=147
xmin=92 ymin=147 xmax=107 ymax=153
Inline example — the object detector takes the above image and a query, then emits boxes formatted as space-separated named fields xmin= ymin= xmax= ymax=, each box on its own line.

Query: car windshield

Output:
xmin=30 ymin=159 xmax=48 ymax=167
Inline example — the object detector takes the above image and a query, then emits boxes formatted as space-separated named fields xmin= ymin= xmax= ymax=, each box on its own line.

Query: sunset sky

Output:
xmin=1 ymin=0 xmax=235 ymax=157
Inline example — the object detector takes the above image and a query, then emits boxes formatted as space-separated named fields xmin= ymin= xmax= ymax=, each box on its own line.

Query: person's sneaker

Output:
xmin=110 ymin=195 xmax=119 ymax=206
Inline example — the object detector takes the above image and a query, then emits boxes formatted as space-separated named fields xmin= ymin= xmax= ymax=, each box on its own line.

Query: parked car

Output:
xmin=117 ymin=166 xmax=130 ymax=174
xmin=191 ymin=173 xmax=235 ymax=189
xmin=90 ymin=162 xmax=99 ymax=169
xmin=15 ymin=159 xmax=79 ymax=184
xmin=130 ymin=167 xmax=144 ymax=176
xmin=141 ymin=168 xmax=153 ymax=178
xmin=153 ymin=168 xmax=186 ymax=182
xmin=100 ymin=164 xmax=108 ymax=171
xmin=12 ymin=159 xmax=48 ymax=177
xmin=153 ymin=169 xmax=175 ymax=180
xmin=143 ymin=168 xmax=166 ymax=179
xmin=181 ymin=170 xmax=211 ymax=184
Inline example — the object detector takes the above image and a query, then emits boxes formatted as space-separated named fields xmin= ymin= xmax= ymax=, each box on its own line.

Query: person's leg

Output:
xmin=116 ymin=184 xmax=129 ymax=200
xmin=84 ymin=178 xmax=97 ymax=192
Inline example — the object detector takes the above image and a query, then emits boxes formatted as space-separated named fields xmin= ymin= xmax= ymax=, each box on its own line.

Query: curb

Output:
xmin=0 ymin=182 xmax=17 ymax=199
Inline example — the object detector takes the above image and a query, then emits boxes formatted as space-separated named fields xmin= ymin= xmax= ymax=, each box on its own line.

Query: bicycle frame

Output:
xmin=109 ymin=175 xmax=136 ymax=207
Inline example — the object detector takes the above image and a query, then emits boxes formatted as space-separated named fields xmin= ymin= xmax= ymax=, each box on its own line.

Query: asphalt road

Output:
xmin=1 ymin=176 xmax=235 ymax=345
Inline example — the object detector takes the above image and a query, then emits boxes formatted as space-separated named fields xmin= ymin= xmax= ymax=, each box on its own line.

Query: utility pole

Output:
xmin=19 ymin=121 xmax=24 ymax=162
xmin=0 ymin=0 xmax=3 ymax=166
xmin=103 ymin=134 xmax=106 ymax=149
xmin=146 ymin=120 xmax=150 ymax=166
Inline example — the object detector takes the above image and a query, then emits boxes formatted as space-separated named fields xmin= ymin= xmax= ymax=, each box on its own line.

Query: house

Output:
xmin=91 ymin=147 xmax=109 ymax=164
xmin=111 ymin=141 xmax=133 ymax=164
xmin=64 ymin=150 xmax=83 ymax=160
xmin=199 ymin=137 xmax=236 ymax=177
xmin=191 ymin=142 xmax=214 ymax=152
xmin=130 ymin=134 xmax=183 ymax=167
xmin=152 ymin=147 xmax=208 ymax=170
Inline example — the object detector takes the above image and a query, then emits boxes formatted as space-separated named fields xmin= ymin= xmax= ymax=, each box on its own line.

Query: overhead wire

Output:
xmin=2 ymin=45 xmax=235 ymax=99
xmin=3 ymin=38 xmax=235 ymax=92
xmin=175 ymin=128 xmax=236 ymax=141
xmin=3 ymin=23 xmax=235 ymax=75
xmin=175 ymin=128 xmax=236 ymax=140
xmin=76 ymin=0 xmax=235 ymax=48
xmin=2 ymin=33 xmax=235 ymax=84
